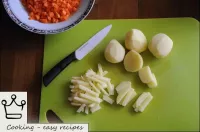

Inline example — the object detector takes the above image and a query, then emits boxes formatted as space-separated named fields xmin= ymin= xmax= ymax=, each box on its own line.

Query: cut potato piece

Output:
xmin=85 ymin=106 xmax=89 ymax=114
xmin=79 ymin=85 xmax=99 ymax=97
xmin=122 ymin=89 xmax=137 ymax=106
xmin=138 ymin=95 xmax=153 ymax=112
xmin=148 ymin=33 xmax=173 ymax=58
xmin=107 ymin=81 xmax=114 ymax=95
xmin=90 ymin=104 xmax=101 ymax=113
xmin=125 ymin=29 xmax=147 ymax=53
xmin=96 ymin=83 xmax=109 ymax=95
xmin=109 ymin=84 xmax=115 ymax=95
xmin=104 ymin=39 xmax=125 ymax=63
xmin=147 ymin=73 xmax=157 ymax=88
xmin=74 ymin=97 xmax=92 ymax=104
xmin=134 ymin=92 xmax=149 ymax=108
xmin=71 ymin=102 xmax=82 ymax=106
xmin=116 ymin=87 xmax=130 ymax=104
xmin=116 ymin=81 xmax=131 ymax=93
xmin=138 ymin=66 xmax=154 ymax=83
xmin=69 ymin=64 xmax=115 ymax=114
xmin=97 ymin=64 xmax=104 ymax=76
xmin=77 ymin=104 xmax=86 ymax=113
xmin=102 ymin=71 xmax=108 ymax=76
xmin=133 ymin=92 xmax=153 ymax=112
xmin=88 ymin=81 xmax=101 ymax=93
xmin=88 ymin=103 xmax=96 ymax=108
xmin=79 ymin=93 xmax=102 ymax=104
xmin=103 ymin=95 xmax=114 ymax=104
xmin=124 ymin=50 xmax=143 ymax=72
xmin=86 ymin=75 xmax=107 ymax=87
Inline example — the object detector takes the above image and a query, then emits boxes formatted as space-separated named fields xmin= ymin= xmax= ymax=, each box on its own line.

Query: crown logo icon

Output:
xmin=1 ymin=94 xmax=26 ymax=119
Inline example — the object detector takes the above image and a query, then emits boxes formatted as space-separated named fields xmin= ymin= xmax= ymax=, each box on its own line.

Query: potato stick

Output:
xmin=97 ymin=83 xmax=109 ymax=95
xmin=71 ymin=102 xmax=82 ymax=106
xmin=90 ymin=104 xmax=101 ymax=113
xmin=86 ymin=76 xmax=107 ymax=87
xmin=102 ymin=71 xmax=108 ymax=76
xmin=106 ymin=81 xmax=113 ymax=94
xmin=103 ymin=95 xmax=114 ymax=104
xmin=88 ymin=103 xmax=96 ymax=108
xmin=77 ymin=104 xmax=86 ymax=113
xmin=85 ymin=106 xmax=89 ymax=114
xmin=81 ymin=76 xmax=87 ymax=81
xmin=79 ymin=85 xmax=99 ymax=97
xmin=88 ymin=81 xmax=101 ymax=93
xmin=86 ymin=69 xmax=96 ymax=76
xmin=92 ymin=74 xmax=111 ymax=82
xmin=80 ymin=93 xmax=101 ymax=104
xmin=69 ymin=85 xmax=75 ymax=89
xmin=74 ymin=97 xmax=91 ymax=104
xmin=71 ymin=89 xmax=80 ymax=93
xmin=110 ymin=84 xmax=115 ymax=95
xmin=72 ymin=77 xmax=81 ymax=80
xmin=98 ymin=64 xmax=103 ymax=76
xmin=71 ymin=79 xmax=90 ymax=86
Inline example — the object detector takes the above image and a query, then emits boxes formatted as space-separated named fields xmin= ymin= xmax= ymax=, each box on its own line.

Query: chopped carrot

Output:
xmin=21 ymin=0 xmax=81 ymax=23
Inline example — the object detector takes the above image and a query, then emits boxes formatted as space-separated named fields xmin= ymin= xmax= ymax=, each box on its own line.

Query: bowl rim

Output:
xmin=2 ymin=0 xmax=95 ymax=34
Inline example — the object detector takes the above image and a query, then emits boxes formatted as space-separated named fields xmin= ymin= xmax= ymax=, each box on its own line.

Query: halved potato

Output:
xmin=147 ymin=73 xmax=157 ymax=88
xmin=148 ymin=33 xmax=173 ymax=58
xmin=138 ymin=66 xmax=154 ymax=83
xmin=125 ymin=29 xmax=147 ymax=53
xmin=123 ymin=50 xmax=143 ymax=72
xmin=104 ymin=39 xmax=125 ymax=63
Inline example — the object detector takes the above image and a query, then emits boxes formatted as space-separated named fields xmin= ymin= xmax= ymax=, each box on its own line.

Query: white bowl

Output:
xmin=2 ymin=0 xmax=95 ymax=34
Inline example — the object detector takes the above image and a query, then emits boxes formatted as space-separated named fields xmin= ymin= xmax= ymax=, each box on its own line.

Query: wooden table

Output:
xmin=0 ymin=0 xmax=199 ymax=123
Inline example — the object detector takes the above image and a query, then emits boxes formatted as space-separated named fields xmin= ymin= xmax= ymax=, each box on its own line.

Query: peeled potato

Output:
xmin=125 ymin=29 xmax=147 ymax=53
xmin=104 ymin=39 xmax=125 ymax=63
xmin=123 ymin=50 xmax=143 ymax=72
xmin=138 ymin=66 xmax=154 ymax=83
xmin=147 ymin=73 xmax=157 ymax=88
xmin=148 ymin=33 xmax=173 ymax=58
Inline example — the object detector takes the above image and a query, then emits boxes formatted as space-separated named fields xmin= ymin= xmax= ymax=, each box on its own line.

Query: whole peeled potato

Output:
xmin=125 ymin=29 xmax=147 ymax=53
xmin=148 ymin=33 xmax=173 ymax=58
xmin=104 ymin=39 xmax=125 ymax=63
xmin=124 ymin=50 xmax=143 ymax=72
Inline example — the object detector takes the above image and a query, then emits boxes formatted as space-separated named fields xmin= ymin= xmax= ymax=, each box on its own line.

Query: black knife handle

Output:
xmin=43 ymin=52 xmax=76 ymax=87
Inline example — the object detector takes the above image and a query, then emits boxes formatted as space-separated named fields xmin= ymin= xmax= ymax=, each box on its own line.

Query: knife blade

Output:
xmin=43 ymin=24 xmax=112 ymax=87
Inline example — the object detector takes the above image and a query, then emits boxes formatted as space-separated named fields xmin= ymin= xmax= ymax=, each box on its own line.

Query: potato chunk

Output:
xmin=125 ymin=29 xmax=147 ymax=53
xmin=123 ymin=50 xmax=143 ymax=72
xmin=104 ymin=39 xmax=125 ymax=63
xmin=148 ymin=33 xmax=173 ymax=58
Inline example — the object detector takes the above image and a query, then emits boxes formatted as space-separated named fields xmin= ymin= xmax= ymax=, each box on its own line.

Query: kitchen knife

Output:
xmin=43 ymin=24 xmax=112 ymax=87
xmin=46 ymin=110 xmax=63 ymax=123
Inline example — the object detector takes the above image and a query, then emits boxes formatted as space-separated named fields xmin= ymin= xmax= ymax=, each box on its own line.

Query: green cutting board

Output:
xmin=40 ymin=18 xmax=199 ymax=131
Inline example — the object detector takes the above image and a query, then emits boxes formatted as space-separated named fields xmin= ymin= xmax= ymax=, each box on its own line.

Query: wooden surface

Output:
xmin=0 ymin=0 xmax=199 ymax=123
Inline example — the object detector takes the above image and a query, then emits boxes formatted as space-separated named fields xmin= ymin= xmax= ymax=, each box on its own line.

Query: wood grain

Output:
xmin=138 ymin=0 xmax=200 ymax=20
xmin=0 ymin=0 xmax=199 ymax=123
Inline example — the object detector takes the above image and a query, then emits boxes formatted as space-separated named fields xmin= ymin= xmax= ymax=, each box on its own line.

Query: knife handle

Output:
xmin=43 ymin=52 xmax=76 ymax=87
